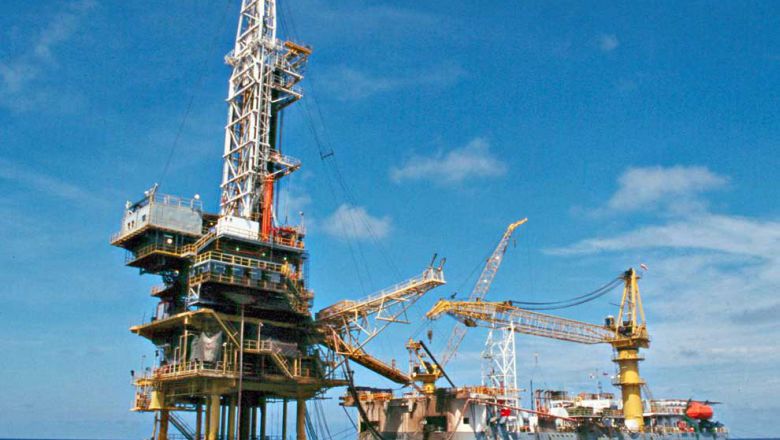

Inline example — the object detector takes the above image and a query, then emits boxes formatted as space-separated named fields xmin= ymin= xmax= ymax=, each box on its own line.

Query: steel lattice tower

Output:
xmin=221 ymin=0 xmax=306 ymax=235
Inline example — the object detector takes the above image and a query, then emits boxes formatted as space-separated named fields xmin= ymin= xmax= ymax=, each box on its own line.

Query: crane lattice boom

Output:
xmin=427 ymin=269 xmax=652 ymax=432
xmin=427 ymin=300 xmax=614 ymax=344
xmin=316 ymin=264 xmax=446 ymax=384
xmin=439 ymin=218 xmax=527 ymax=366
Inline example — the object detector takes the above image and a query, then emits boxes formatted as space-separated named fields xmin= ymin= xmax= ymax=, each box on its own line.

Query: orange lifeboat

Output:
xmin=686 ymin=402 xmax=714 ymax=420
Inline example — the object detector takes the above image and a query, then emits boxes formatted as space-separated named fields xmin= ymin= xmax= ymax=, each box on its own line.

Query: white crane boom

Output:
xmin=438 ymin=218 xmax=527 ymax=366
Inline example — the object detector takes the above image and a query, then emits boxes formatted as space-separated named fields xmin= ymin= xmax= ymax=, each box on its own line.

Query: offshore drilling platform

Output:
xmin=112 ymin=1 xmax=729 ymax=439
xmin=110 ymin=1 xmax=444 ymax=439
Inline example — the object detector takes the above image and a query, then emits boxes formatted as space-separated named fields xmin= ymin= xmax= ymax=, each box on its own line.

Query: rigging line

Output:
xmin=158 ymin=0 xmax=232 ymax=187
xmin=302 ymin=98 xmax=400 ymax=281
xmin=298 ymin=99 xmax=368 ymax=295
xmin=279 ymin=0 xmax=301 ymax=42
xmin=323 ymin=163 xmax=379 ymax=290
xmin=294 ymin=56 xmax=401 ymax=278
xmin=324 ymin=160 xmax=375 ymax=292
xmin=284 ymin=4 xmax=395 ymax=284
xmin=409 ymin=239 xmax=499 ymax=340
xmin=457 ymin=242 xmax=500 ymax=297
xmin=413 ymin=236 xmax=503 ymax=342
xmin=316 ymin=122 xmax=403 ymax=280
xmin=510 ymin=277 xmax=623 ymax=306
xmin=329 ymin=426 xmax=357 ymax=438
xmin=341 ymin=405 xmax=358 ymax=431
xmin=327 ymin=157 xmax=402 ymax=279
xmin=518 ymin=284 xmax=618 ymax=311
xmin=316 ymin=398 xmax=334 ymax=440
xmin=341 ymin=358 xmax=388 ymax=440
xmin=285 ymin=3 xmax=398 ymax=286
xmin=409 ymin=312 xmax=431 ymax=339
xmin=303 ymin=112 xmax=375 ymax=296
xmin=304 ymin=403 xmax=318 ymax=440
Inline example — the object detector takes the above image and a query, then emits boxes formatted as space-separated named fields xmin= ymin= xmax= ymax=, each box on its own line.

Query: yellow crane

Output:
xmin=405 ymin=339 xmax=456 ymax=394
xmin=426 ymin=268 xmax=650 ymax=432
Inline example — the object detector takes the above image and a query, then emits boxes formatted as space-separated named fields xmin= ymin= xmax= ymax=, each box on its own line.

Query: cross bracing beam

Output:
xmin=315 ymin=265 xmax=446 ymax=384
xmin=427 ymin=299 xmax=614 ymax=345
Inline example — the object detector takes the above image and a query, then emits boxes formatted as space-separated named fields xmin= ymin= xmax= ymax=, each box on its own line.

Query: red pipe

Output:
xmin=472 ymin=399 xmax=577 ymax=422
xmin=261 ymin=176 xmax=274 ymax=240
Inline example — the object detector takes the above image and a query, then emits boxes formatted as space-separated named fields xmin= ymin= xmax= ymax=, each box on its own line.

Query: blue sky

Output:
xmin=1 ymin=0 xmax=779 ymax=438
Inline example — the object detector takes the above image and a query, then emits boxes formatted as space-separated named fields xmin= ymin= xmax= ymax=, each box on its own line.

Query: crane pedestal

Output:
xmin=613 ymin=347 xmax=645 ymax=432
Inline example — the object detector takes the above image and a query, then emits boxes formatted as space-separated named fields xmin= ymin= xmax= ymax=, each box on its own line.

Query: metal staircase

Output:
xmin=169 ymin=411 xmax=196 ymax=440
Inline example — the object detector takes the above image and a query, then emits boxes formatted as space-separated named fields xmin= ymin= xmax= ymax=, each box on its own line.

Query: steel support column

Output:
xmin=158 ymin=410 xmax=169 ymax=440
xmin=208 ymin=395 xmax=221 ymax=440
xmin=296 ymin=398 xmax=305 ymax=440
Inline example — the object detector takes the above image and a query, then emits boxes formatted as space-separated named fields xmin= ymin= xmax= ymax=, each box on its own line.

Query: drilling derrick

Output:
xmin=110 ymin=2 xmax=345 ymax=440
xmin=220 ymin=0 xmax=307 ymax=232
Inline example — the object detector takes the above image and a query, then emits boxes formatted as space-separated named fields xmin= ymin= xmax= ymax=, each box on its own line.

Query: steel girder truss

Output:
xmin=427 ymin=299 xmax=614 ymax=345
xmin=316 ymin=266 xmax=446 ymax=383
xmin=220 ymin=0 xmax=309 ymax=220
xmin=482 ymin=322 xmax=519 ymax=402
xmin=439 ymin=218 xmax=527 ymax=367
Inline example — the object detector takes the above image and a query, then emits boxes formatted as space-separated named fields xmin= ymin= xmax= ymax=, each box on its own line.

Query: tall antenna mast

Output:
xmin=220 ymin=0 xmax=310 ymax=238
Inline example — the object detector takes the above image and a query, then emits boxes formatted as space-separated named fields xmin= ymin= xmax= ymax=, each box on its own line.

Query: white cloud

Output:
xmin=548 ymin=165 xmax=780 ymax=433
xmin=0 ymin=0 xmax=96 ymax=111
xmin=283 ymin=191 xmax=312 ymax=216
xmin=0 ymin=158 xmax=94 ymax=203
xmin=548 ymin=214 xmax=779 ymax=257
xmin=598 ymin=34 xmax=619 ymax=52
xmin=390 ymin=137 xmax=507 ymax=185
xmin=604 ymin=165 xmax=728 ymax=214
xmin=317 ymin=64 xmax=465 ymax=101
xmin=276 ymin=185 xmax=311 ymax=226
xmin=322 ymin=204 xmax=391 ymax=240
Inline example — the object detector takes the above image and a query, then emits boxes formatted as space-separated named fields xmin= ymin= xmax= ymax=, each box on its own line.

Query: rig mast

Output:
xmin=220 ymin=0 xmax=307 ymax=235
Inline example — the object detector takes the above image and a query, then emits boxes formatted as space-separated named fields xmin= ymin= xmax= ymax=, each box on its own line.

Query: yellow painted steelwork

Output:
xmin=612 ymin=268 xmax=650 ymax=431
xmin=406 ymin=339 xmax=441 ymax=393
xmin=207 ymin=394 xmax=220 ymax=440
xmin=426 ymin=268 xmax=650 ymax=431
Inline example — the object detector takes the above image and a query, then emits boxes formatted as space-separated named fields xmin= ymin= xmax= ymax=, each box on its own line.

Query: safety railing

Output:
xmin=318 ymin=267 xmax=445 ymax=320
xmin=188 ymin=272 xmax=287 ymax=293
xmin=193 ymin=251 xmax=284 ymax=273
xmin=649 ymin=404 xmax=685 ymax=415
xmin=149 ymin=360 xmax=240 ymax=380
xmin=182 ymin=231 xmax=216 ymax=255
xmin=243 ymin=339 xmax=297 ymax=378
xmin=269 ymin=151 xmax=301 ymax=169
xmin=111 ymin=193 xmax=203 ymax=244
xmin=133 ymin=390 xmax=151 ymax=411
xmin=126 ymin=241 xmax=186 ymax=264
xmin=150 ymin=193 xmax=203 ymax=211
xmin=214 ymin=224 xmax=304 ymax=249
xmin=360 ymin=267 xmax=444 ymax=305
